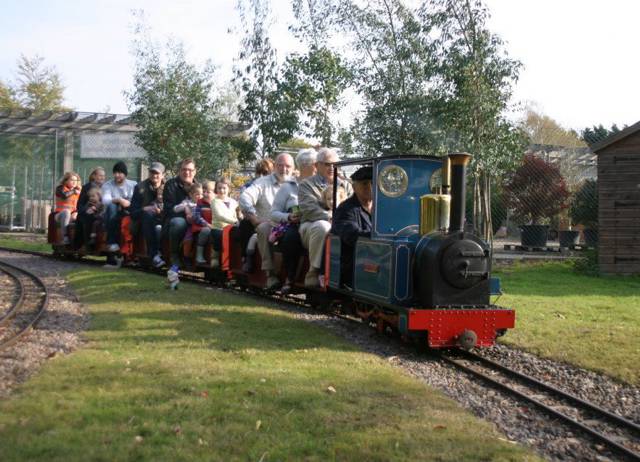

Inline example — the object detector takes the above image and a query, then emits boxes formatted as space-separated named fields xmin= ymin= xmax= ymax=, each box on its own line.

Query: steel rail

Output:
xmin=463 ymin=350 xmax=640 ymax=436
xmin=0 ymin=264 xmax=26 ymax=327
xmin=0 ymin=259 xmax=50 ymax=351
xmin=442 ymin=355 xmax=640 ymax=461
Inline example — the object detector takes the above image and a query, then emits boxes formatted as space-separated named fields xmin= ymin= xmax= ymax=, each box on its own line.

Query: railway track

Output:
xmin=0 ymin=259 xmax=49 ymax=351
xmin=2 ymin=246 xmax=639 ymax=460
xmin=442 ymin=351 xmax=640 ymax=461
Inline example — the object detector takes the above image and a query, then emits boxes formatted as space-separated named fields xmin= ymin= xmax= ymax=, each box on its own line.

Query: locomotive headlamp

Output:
xmin=378 ymin=165 xmax=408 ymax=198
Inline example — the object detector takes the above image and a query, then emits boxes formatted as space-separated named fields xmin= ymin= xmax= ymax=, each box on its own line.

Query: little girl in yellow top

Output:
xmin=208 ymin=178 xmax=239 ymax=268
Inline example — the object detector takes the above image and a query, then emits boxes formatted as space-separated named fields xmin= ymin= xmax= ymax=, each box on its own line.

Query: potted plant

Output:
xmin=504 ymin=154 xmax=570 ymax=247
xmin=569 ymin=179 xmax=598 ymax=247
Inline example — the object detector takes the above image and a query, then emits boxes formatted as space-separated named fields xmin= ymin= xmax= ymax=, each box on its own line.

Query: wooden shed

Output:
xmin=592 ymin=121 xmax=640 ymax=275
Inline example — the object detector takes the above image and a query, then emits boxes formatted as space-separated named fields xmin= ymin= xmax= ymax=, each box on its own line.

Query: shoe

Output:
xmin=242 ymin=256 xmax=254 ymax=273
xmin=62 ymin=236 xmax=70 ymax=245
xmin=281 ymin=281 xmax=293 ymax=294
xmin=304 ymin=268 xmax=320 ymax=288
xmin=210 ymin=250 xmax=220 ymax=269
xmin=167 ymin=266 xmax=180 ymax=290
xmin=107 ymin=243 xmax=120 ymax=253
xmin=266 ymin=274 xmax=280 ymax=290
xmin=195 ymin=246 xmax=206 ymax=265
xmin=152 ymin=254 xmax=166 ymax=268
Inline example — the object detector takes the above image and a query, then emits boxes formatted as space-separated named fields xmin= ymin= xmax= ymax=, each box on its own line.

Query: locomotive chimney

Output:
xmin=448 ymin=152 xmax=472 ymax=234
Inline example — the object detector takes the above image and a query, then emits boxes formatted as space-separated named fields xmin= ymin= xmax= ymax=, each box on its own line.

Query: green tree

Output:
xmin=126 ymin=26 xmax=229 ymax=179
xmin=280 ymin=45 xmax=352 ymax=144
xmin=334 ymin=0 xmax=443 ymax=155
xmin=427 ymin=0 xmax=526 ymax=241
xmin=581 ymin=123 xmax=625 ymax=146
xmin=235 ymin=0 xmax=298 ymax=157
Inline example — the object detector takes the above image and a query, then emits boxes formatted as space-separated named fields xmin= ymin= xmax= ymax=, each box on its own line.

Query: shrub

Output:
xmin=569 ymin=179 xmax=598 ymax=228
xmin=504 ymin=154 xmax=570 ymax=224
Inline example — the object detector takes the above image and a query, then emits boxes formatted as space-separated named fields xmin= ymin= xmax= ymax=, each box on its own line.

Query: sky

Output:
xmin=1 ymin=0 xmax=639 ymax=131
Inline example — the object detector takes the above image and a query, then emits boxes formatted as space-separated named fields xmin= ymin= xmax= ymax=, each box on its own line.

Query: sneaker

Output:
xmin=266 ymin=275 xmax=280 ymax=290
xmin=304 ymin=269 xmax=320 ymax=288
xmin=152 ymin=254 xmax=166 ymax=268
xmin=107 ymin=243 xmax=120 ymax=253
xmin=281 ymin=281 xmax=293 ymax=294
xmin=242 ymin=256 xmax=254 ymax=273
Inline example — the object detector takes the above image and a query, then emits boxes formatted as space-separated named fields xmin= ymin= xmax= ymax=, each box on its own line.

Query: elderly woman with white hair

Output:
xmin=269 ymin=148 xmax=317 ymax=293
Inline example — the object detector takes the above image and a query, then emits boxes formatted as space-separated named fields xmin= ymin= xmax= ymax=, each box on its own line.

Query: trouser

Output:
xmin=168 ymin=217 xmax=188 ymax=265
xmin=55 ymin=210 xmax=72 ymax=231
xmin=104 ymin=203 xmax=126 ymax=245
xmin=140 ymin=211 xmax=162 ymax=258
xmin=197 ymin=227 xmax=223 ymax=251
xmin=237 ymin=219 xmax=256 ymax=256
xmin=278 ymin=224 xmax=302 ymax=282
xmin=256 ymin=221 xmax=274 ymax=271
xmin=299 ymin=220 xmax=330 ymax=270
xmin=77 ymin=212 xmax=99 ymax=247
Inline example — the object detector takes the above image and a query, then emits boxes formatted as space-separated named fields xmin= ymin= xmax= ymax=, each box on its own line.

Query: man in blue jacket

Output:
xmin=330 ymin=166 xmax=373 ymax=288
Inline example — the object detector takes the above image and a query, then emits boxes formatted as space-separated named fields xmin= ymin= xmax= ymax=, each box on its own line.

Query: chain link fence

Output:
xmin=490 ymin=146 xmax=598 ymax=251
xmin=0 ymin=132 xmax=144 ymax=232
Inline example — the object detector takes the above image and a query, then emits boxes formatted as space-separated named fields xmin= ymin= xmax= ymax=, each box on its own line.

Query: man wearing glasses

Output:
xmin=298 ymin=147 xmax=353 ymax=288
xmin=163 ymin=158 xmax=198 ymax=267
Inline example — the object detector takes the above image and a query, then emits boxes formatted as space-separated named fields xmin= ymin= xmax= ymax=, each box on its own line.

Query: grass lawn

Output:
xmin=495 ymin=261 xmax=640 ymax=385
xmin=0 ymin=268 xmax=537 ymax=461
xmin=0 ymin=233 xmax=51 ymax=253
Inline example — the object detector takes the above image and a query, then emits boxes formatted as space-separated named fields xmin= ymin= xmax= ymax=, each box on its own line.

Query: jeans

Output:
xmin=169 ymin=217 xmax=188 ymax=265
xmin=197 ymin=227 xmax=223 ymax=251
xmin=278 ymin=224 xmax=303 ymax=282
xmin=104 ymin=203 xmax=122 ymax=245
xmin=140 ymin=211 xmax=162 ymax=257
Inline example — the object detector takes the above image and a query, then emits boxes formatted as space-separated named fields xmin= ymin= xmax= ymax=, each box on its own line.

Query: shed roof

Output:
xmin=591 ymin=119 xmax=640 ymax=153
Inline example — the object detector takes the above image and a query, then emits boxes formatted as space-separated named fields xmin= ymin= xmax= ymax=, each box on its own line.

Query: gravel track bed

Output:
xmin=286 ymin=307 xmax=639 ymax=462
xmin=0 ymin=250 xmax=88 ymax=398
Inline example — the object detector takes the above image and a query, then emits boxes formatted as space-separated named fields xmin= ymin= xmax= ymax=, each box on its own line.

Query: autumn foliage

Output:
xmin=504 ymin=154 xmax=570 ymax=224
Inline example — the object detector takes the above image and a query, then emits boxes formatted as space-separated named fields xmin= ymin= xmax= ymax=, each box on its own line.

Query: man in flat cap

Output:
xmin=131 ymin=162 xmax=166 ymax=267
xmin=101 ymin=161 xmax=137 ymax=265
xmin=330 ymin=166 xmax=373 ymax=288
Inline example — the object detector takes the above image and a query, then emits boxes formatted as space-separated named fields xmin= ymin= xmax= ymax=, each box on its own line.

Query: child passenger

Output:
xmin=173 ymin=183 xmax=202 ymax=244
xmin=212 ymin=178 xmax=240 ymax=268
xmin=193 ymin=181 xmax=215 ymax=265
xmin=54 ymin=172 xmax=82 ymax=244
xmin=85 ymin=187 xmax=104 ymax=244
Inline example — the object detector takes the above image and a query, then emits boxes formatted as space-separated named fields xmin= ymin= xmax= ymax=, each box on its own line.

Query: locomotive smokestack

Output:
xmin=448 ymin=152 xmax=472 ymax=234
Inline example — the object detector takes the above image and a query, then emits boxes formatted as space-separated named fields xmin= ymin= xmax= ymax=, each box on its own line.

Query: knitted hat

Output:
xmin=113 ymin=161 xmax=128 ymax=176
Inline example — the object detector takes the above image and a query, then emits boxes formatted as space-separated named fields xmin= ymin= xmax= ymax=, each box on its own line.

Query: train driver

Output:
xmin=330 ymin=166 xmax=373 ymax=288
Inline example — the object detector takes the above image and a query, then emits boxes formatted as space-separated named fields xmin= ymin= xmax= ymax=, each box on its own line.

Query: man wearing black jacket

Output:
xmin=131 ymin=162 xmax=165 ymax=267
xmin=330 ymin=166 xmax=373 ymax=288
xmin=162 ymin=158 xmax=197 ymax=267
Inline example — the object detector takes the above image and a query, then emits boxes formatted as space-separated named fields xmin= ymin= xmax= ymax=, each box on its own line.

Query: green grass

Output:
xmin=0 ymin=269 xmax=537 ymax=461
xmin=495 ymin=261 xmax=640 ymax=385
xmin=0 ymin=233 xmax=51 ymax=253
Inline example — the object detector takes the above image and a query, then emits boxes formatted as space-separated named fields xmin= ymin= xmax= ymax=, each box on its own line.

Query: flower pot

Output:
xmin=520 ymin=224 xmax=548 ymax=248
xmin=583 ymin=228 xmax=598 ymax=248
xmin=558 ymin=230 xmax=579 ymax=248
